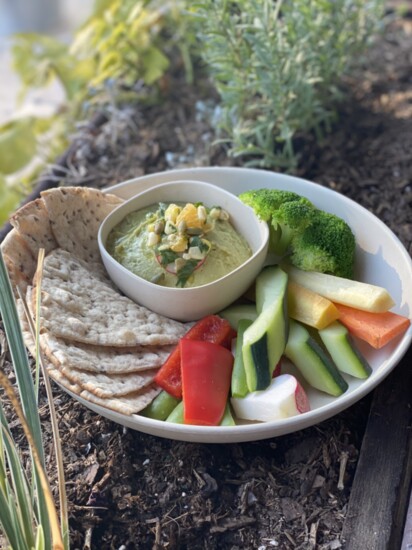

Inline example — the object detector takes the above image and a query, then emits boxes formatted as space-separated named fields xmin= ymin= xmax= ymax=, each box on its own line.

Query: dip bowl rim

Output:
xmin=98 ymin=179 xmax=270 ymax=320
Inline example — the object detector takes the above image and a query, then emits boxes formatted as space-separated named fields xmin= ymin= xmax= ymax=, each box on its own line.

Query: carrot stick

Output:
xmin=334 ymin=303 xmax=411 ymax=349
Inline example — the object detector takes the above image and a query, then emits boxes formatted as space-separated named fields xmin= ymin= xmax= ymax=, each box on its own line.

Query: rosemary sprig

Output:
xmin=194 ymin=0 xmax=384 ymax=170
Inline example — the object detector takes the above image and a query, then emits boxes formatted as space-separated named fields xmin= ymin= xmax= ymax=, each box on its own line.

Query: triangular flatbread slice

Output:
xmin=40 ymin=331 xmax=173 ymax=374
xmin=41 ymin=186 xmax=123 ymax=262
xmin=10 ymin=197 xmax=57 ymax=256
xmin=1 ymin=229 xmax=37 ymax=294
xmin=17 ymin=298 xmax=161 ymax=414
xmin=33 ymin=249 xmax=189 ymax=346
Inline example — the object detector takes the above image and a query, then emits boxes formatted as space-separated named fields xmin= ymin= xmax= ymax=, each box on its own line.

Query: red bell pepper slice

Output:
xmin=154 ymin=315 xmax=236 ymax=399
xmin=180 ymin=339 xmax=234 ymax=426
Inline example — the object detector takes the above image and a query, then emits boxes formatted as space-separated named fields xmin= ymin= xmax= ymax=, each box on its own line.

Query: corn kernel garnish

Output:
xmin=150 ymin=201 xmax=227 ymax=286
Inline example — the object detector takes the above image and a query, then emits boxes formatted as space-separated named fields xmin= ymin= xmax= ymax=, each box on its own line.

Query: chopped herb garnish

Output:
xmin=158 ymin=249 xmax=179 ymax=266
xmin=190 ymin=236 xmax=210 ymax=253
xmin=158 ymin=203 xmax=167 ymax=216
xmin=176 ymin=259 xmax=200 ymax=287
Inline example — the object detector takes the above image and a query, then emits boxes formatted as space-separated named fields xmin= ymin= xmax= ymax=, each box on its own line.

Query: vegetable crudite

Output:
xmin=1 ymin=182 xmax=410 ymax=428
xmin=240 ymin=188 xmax=356 ymax=278
xmin=141 ymin=183 xmax=410 ymax=428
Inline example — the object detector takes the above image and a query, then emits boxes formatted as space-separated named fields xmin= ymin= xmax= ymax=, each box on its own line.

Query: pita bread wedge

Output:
xmin=1 ymin=229 xmax=37 ymax=294
xmin=17 ymin=298 xmax=82 ymax=395
xmin=46 ymin=364 xmax=83 ymax=395
xmin=41 ymin=331 xmax=173 ymax=374
xmin=35 ymin=246 xmax=110 ymax=290
xmin=48 ymin=360 xmax=160 ymax=415
xmin=10 ymin=198 xmax=57 ymax=256
xmin=41 ymin=186 xmax=123 ymax=262
xmin=79 ymin=385 xmax=161 ymax=416
xmin=17 ymin=298 xmax=161 ymax=414
xmin=22 ymin=292 xmax=160 ymax=397
xmin=59 ymin=366 xmax=158 ymax=398
xmin=35 ymin=249 xmax=188 ymax=346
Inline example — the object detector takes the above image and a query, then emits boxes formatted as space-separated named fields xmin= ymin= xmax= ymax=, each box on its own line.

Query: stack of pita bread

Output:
xmin=1 ymin=187 xmax=190 ymax=415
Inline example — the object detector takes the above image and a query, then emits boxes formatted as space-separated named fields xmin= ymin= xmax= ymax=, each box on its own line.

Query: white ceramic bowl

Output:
xmin=98 ymin=179 xmax=269 ymax=321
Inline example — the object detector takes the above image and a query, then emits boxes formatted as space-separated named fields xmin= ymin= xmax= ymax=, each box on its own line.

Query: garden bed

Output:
xmin=1 ymin=8 xmax=412 ymax=550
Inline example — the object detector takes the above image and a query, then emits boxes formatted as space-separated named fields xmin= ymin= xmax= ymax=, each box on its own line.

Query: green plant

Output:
xmin=193 ymin=0 xmax=385 ymax=170
xmin=0 ymin=250 xmax=68 ymax=549
xmin=0 ymin=0 xmax=195 ymax=226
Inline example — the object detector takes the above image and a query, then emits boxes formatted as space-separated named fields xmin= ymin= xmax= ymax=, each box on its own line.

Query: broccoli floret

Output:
xmin=239 ymin=189 xmax=307 ymax=221
xmin=239 ymin=189 xmax=314 ymax=255
xmin=290 ymin=210 xmax=356 ymax=278
xmin=239 ymin=188 xmax=356 ymax=278
xmin=270 ymin=200 xmax=316 ymax=256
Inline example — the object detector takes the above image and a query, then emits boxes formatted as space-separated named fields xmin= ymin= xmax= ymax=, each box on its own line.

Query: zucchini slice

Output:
xmin=219 ymin=303 xmax=257 ymax=330
xmin=242 ymin=266 xmax=288 ymax=392
xmin=231 ymin=318 xmax=254 ymax=398
xmin=319 ymin=321 xmax=372 ymax=379
xmin=285 ymin=319 xmax=348 ymax=396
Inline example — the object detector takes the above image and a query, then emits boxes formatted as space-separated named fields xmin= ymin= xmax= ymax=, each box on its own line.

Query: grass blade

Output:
xmin=0 ymin=480 xmax=25 ymax=550
xmin=0 ymin=369 xmax=64 ymax=550
xmin=0 ymin=251 xmax=54 ymax=547
xmin=0 ymin=406 xmax=35 ymax=549
xmin=20 ymin=248 xmax=70 ymax=549
xmin=0 ymin=253 xmax=45 ymax=465
xmin=0 ymin=417 xmax=29 ymax=550
xmin=35 ymin=524 xmax=45 ymax=550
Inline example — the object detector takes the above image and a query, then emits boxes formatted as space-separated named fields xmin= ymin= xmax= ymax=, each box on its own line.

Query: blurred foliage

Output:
xmin=0 ymin=0 xmax=386 ymax=226
xmin=0 ymin=0 xmax=194 ymax=226
xmin=0 ymin=118 xmax=37 ymax=175
xmin=194 ymin=0 xmax=385 ymax=169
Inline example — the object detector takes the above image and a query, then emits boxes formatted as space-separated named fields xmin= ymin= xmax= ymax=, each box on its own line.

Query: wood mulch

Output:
xmin=1 ymin=6 xmax=411 ymax=550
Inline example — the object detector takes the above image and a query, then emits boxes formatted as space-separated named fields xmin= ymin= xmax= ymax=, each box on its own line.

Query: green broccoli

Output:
xmin=270 ymin=200 xmax=316 ymax=256
xmin=290 ymin=210 xmax=356 ymax=278
xmin=239 ymin=189 xmax=309 ymax=221
xmin=239 ymin=188 xmax=356 ymax=278
xmin=239 ymin=189 xmax=314 ymax=255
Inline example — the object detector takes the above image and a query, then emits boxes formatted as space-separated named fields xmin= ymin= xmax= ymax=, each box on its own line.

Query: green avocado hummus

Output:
xmin=106 ymin=201 xmax=252 ymax=288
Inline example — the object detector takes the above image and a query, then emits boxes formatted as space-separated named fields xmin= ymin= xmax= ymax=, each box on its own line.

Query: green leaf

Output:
xmin=35 ymin=524 xmax=45 ymax=550
xmin=176 ymin=259 xmax=199 ymax=287
xmin=142 ymin=47 xmax=170 ymax=85
xmin=189 ymin=236 xmax=210 ymax=253
xmin=0 ymin=118 xmax=37 ymax=175
xmin=12 ymin=34 xmax=69 ymax=93
xmin=12 ymin=33 xmax=90 ymax=101
xmin=69 ymin=18 xmax=106 ymax=56
xmin=0 ymin=414 xmax=35 ymax=549
xmin=158 ymin=249 xmax=179 ymax=266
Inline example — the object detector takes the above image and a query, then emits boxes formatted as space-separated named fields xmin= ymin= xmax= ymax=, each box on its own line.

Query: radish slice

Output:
xmin=272 ymin=360 xmax=282 ymax=378
xmin=231 ymin=374 xmax=310 ymax=422
xmin=156 ymin=255 xmax=206 ymax=274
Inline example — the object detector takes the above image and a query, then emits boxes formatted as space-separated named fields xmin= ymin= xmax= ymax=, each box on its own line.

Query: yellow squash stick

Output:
xmin=287 ymin=280 xmax=339 ymax=329
xmin=284 ymin=265 xmax=395 ymax=313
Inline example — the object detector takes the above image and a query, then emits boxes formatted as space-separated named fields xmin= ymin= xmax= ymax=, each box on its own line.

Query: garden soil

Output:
xmin=1 ymin=7 xmax=412 ymax=550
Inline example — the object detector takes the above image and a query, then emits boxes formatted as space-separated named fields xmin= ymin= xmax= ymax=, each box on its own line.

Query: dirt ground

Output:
xmin=1 ymin=5 xmax=412 ymax=550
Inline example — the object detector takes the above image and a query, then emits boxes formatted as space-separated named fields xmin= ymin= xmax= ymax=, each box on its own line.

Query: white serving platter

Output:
xmin=69 ymin=166 xmax=412 ymax=443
